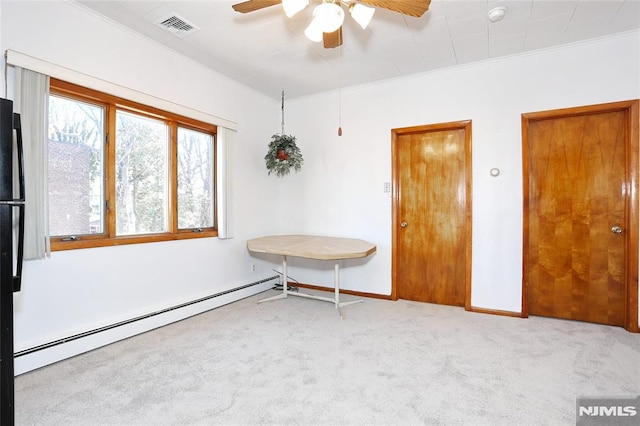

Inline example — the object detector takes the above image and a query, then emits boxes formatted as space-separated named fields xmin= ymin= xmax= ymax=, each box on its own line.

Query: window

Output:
xmin=177 ymin=127 xmax=215 ymax=230
xmin=115 ymin=110 xmax=169 ymax=236
xmin=48 ymin=79 xmax=217 ymax=250
xmin=48 ymin=94 xmax=105 ymax=236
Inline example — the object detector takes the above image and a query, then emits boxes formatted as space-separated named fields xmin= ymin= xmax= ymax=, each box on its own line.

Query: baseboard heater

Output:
xmin=15 ymin=275 xmax=278 ymax=358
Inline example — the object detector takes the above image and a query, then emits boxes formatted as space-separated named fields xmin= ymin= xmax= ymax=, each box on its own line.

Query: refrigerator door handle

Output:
xmin=12 ymin=203 xmax=24 ymax=292
xmin=13 ymin=113 xmax=25 ymax=202
xmin=12 ymin=112 xmax=24 ymax=292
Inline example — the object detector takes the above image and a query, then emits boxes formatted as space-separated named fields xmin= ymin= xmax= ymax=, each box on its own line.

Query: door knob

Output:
xmin=400 ymin=222 xmax=408 ymax=228
xmin=611 ymin=225 xmax=623 ymax=234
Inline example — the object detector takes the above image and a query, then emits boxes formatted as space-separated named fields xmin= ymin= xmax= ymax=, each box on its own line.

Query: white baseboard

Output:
xmin=14 ymin=278 xmax=276 ymax=375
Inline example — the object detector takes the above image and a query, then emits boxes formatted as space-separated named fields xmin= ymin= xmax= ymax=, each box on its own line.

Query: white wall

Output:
xmin=281 ymin=31 xmax=640 ymax=314
xmin=1 ymin=0 xmax=283 ymax=373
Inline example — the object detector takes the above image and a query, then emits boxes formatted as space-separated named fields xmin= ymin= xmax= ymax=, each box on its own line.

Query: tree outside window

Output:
xmin=177 ymin=127 xmax=214 ymax=230
xmin=115 ymin=111 xmax=168 ymax=236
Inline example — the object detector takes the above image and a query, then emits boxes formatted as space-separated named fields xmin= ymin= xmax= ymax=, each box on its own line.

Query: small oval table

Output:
xmin=247 ymin=235 xmax=376 ymax=317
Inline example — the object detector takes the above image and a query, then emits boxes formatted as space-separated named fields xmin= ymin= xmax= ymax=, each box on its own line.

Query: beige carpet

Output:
xmin=14 ymin=289 xmax=640 ymax=425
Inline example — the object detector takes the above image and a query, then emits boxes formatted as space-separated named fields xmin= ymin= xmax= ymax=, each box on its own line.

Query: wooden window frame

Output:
xmin=49 ymin=78 xmax=218 ymax=251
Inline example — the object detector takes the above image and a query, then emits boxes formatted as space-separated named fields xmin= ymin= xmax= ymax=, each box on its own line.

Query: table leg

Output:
xmin=334 ymin=262 xmax=339 ymax=309
xmin=334 ymin=261 xmax=362 ymax=319
xmin=259 ymin=255 xmax=362 ymax=314
xmin=258 ymin=255 xmax=288 ymax=304
xmin=283 ymin=255 xmax=288 ymax=297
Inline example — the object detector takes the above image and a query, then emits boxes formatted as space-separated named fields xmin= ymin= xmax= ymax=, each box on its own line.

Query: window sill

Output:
xmin=50 ymin=230 xmax=219 ymax=251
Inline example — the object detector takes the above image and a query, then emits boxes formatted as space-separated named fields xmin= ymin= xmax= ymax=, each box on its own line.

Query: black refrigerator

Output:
xmin=0 ymin=97 xmax=25 ymax=425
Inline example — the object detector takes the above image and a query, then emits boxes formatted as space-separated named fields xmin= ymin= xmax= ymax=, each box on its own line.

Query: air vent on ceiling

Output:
xmin=155 ymin=13 xmax=200 ymax=38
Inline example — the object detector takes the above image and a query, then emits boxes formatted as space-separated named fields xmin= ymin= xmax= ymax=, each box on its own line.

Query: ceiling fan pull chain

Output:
xmin=338 ymin=43 xmax=343 ymax=137
xmin=281 ymin=89 xmax=285 ymax=135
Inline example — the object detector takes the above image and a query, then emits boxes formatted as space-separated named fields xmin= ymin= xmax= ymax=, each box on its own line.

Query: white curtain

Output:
xmin=13 ymin=67 xmax=50 ymax=259
xmin=216 ymin=127 xmax=234 ymax=239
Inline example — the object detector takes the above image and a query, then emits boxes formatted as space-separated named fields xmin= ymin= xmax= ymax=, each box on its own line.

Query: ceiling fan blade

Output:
xmin=359 ymin=0 xmax=431 ymax=18
xmin=323 ymin=27 xmax=343 ymax=49
xmin=232 ymin=0 xmax=282 ymax=13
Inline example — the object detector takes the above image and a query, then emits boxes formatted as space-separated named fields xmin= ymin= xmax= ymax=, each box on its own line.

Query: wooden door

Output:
xmin=392 ymin=121 xmax=472 ymax=308
xmin=523 ymin=100 xmax=639 ymax=331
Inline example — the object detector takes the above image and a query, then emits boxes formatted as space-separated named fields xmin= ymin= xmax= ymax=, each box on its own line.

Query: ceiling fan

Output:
xmin=232 ymin=0 xmax=432 ymax=48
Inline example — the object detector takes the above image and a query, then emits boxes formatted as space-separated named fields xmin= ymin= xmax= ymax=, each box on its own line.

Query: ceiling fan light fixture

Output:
xmin=312 ymin=1 xmax=345 ymax=34
xmin=304 ymin=20 xmax=324 ymax=42
xmin=349 ymin=3 xmax=375 ymax=29
xmin=282 ymin=0 xmax=309 ymax=18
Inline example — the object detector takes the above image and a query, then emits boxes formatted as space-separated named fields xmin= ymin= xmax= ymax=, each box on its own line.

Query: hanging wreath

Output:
xmin=265 ymin=90 xmax=303 ymax=177
xmin=265 ymin=133 xmax=303 ymax=177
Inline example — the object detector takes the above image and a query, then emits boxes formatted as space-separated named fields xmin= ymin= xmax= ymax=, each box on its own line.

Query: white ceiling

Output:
xmin=76 ymin=0 xmax=640 ymax=100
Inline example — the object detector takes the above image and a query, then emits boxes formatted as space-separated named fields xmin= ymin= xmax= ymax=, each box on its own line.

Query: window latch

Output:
xmin=193 ymin=228 xmax=204 ymax=233
xmin=61 ymin=236 xmax=79 ymax=242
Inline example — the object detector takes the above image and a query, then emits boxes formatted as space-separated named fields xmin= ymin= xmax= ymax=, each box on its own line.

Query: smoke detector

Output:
xmin=488 ymin=6 xmax=507 ymax=23
xmin=155 ymin=13 xmax=200 ymax=38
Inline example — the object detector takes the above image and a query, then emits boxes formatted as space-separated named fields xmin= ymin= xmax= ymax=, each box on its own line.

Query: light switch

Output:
xmin=384 ymin=182 xmax=391 ymax=193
